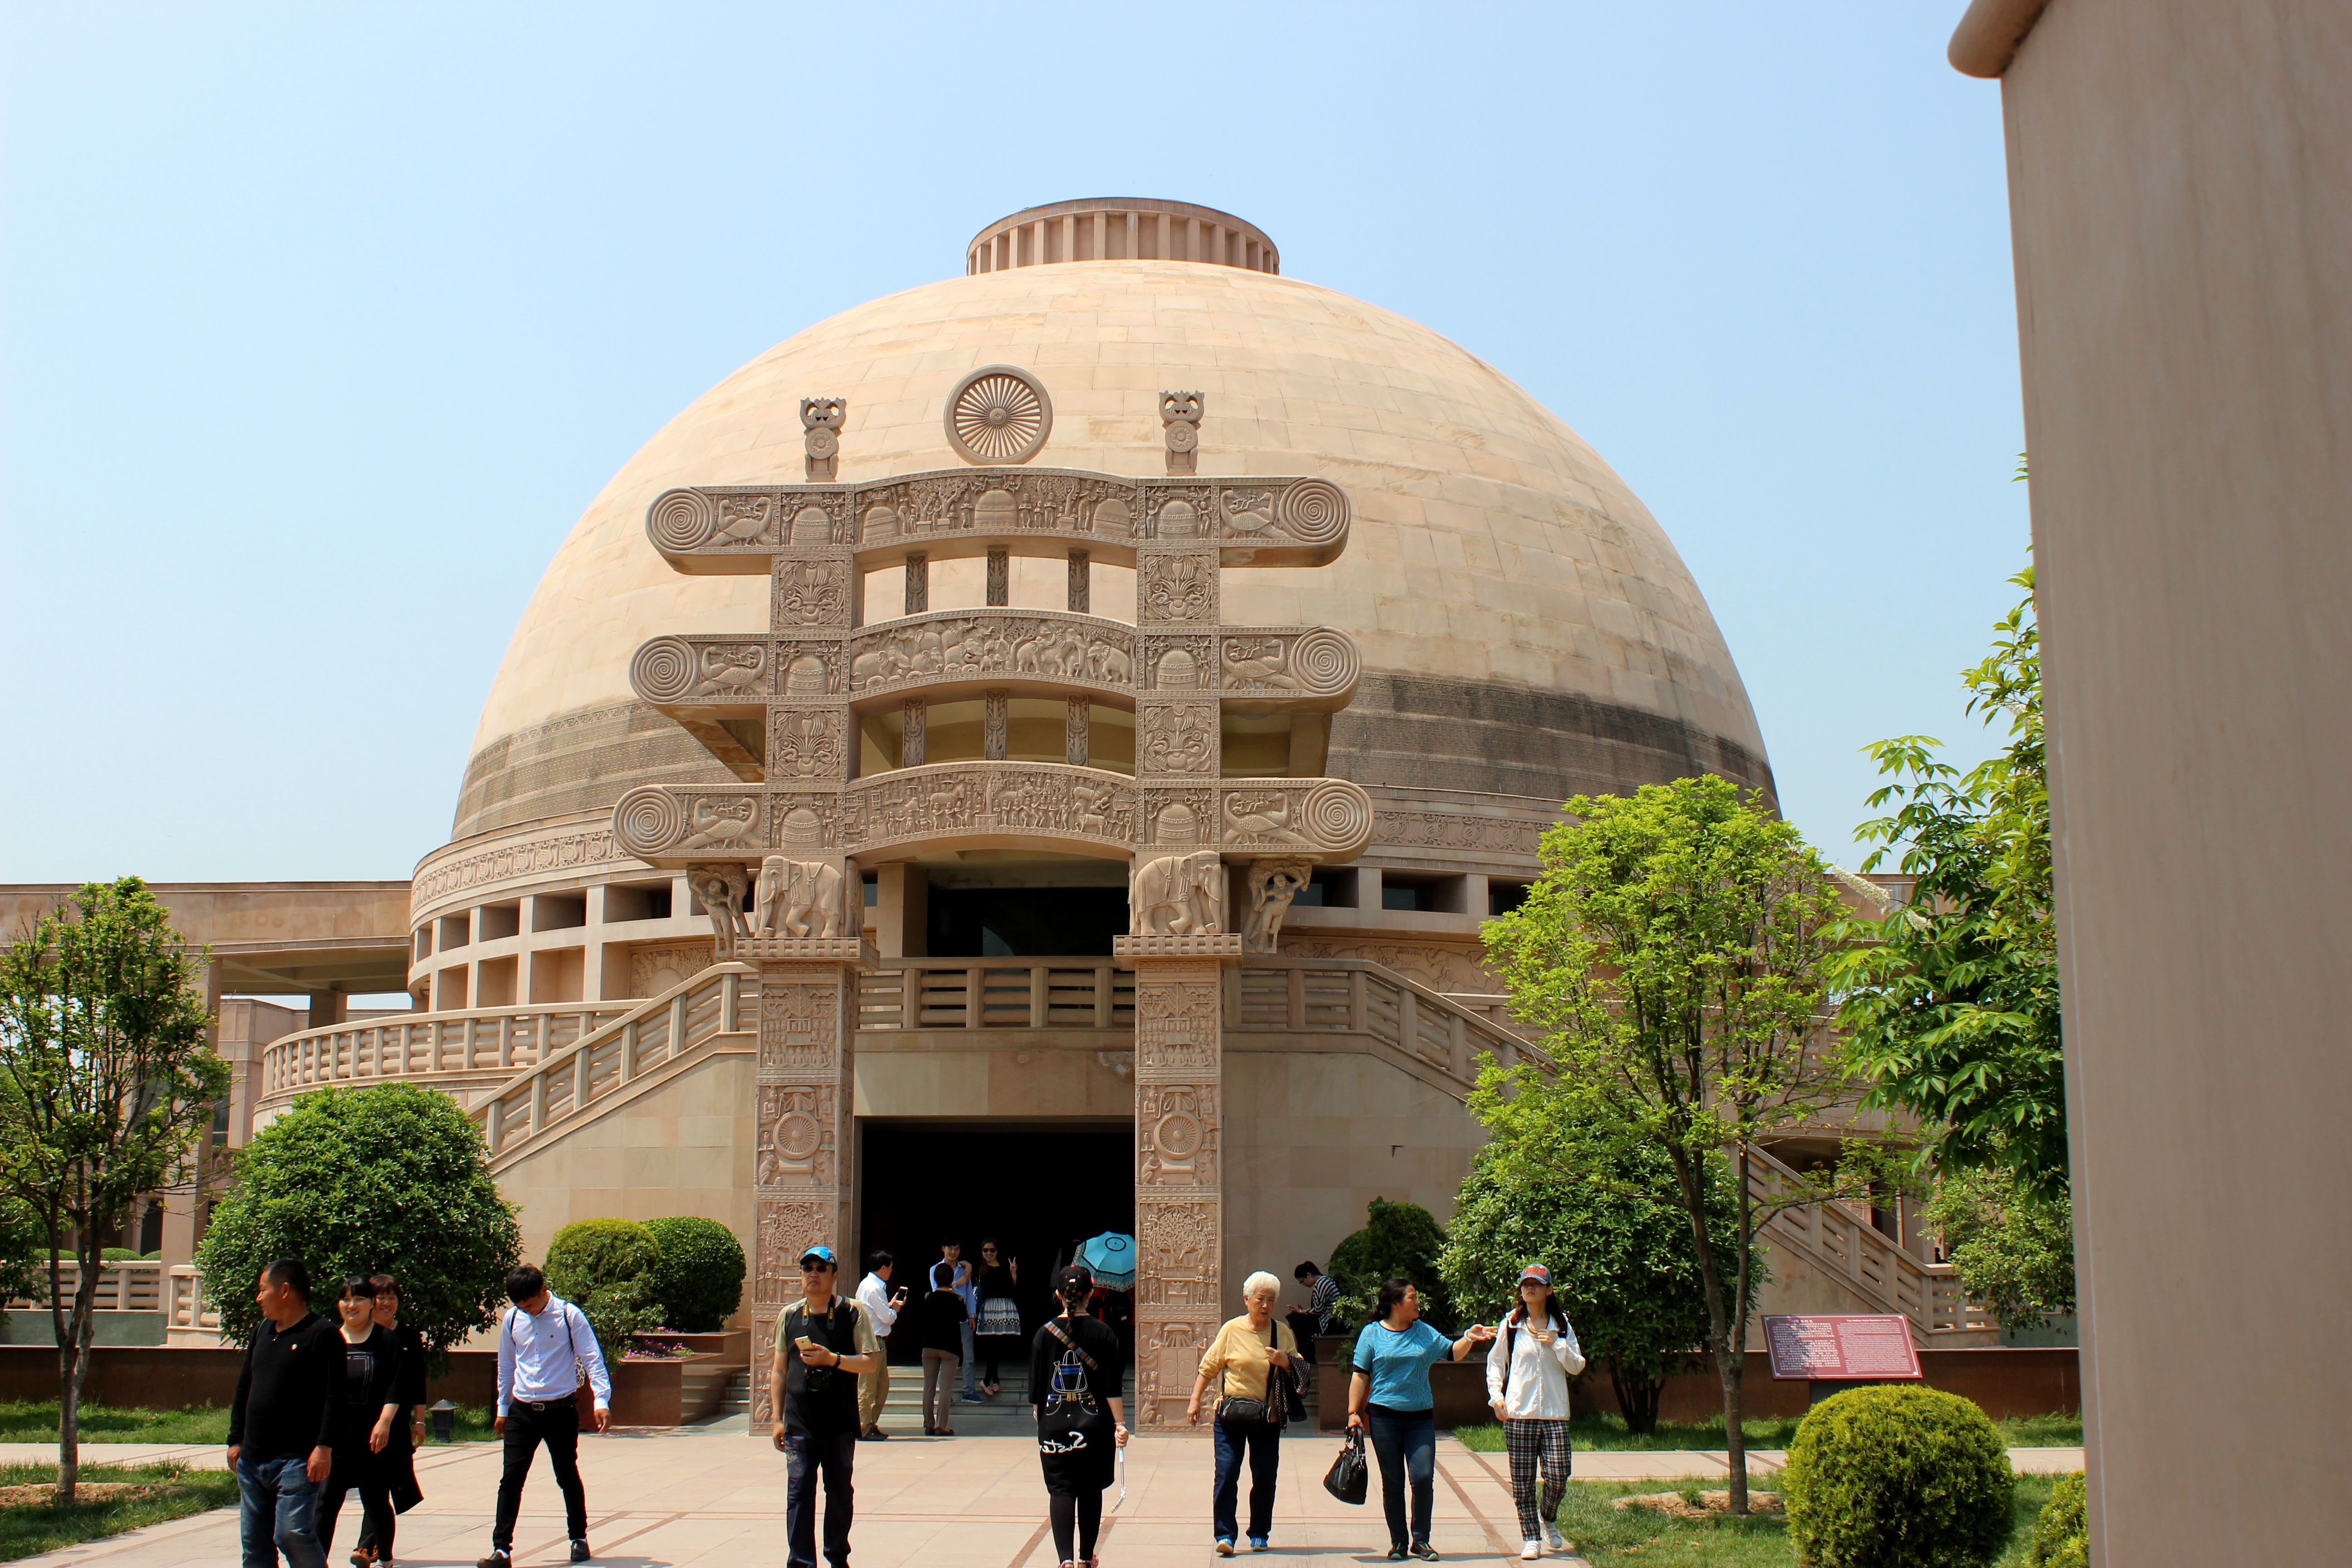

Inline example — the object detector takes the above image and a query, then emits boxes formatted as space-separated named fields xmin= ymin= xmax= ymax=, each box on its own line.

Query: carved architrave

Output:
xmin=768 ymin=708 xmax=847 ymax=781
xmin=841 ymin=764 xmax=1136 ymax=851
xmin=611 ymin=790 xmax=759 ymax=859
xmin=849 ymin=614 xmax=1134 ymax=696
xmin=756 ymin=1083 xmax=838 ymax=1187
xmin=1219 ymin=779 xmax=1374 ymax=857
xmin=1138 ymin=702 xmax=1218 ymax=776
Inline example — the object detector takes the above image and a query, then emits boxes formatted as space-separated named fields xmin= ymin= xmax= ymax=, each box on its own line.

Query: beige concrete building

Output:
xmin=7 ymin=198 xmax=1981 ymax=1392
xmin=1950 ymin=1 xmax=2350 ymax=1561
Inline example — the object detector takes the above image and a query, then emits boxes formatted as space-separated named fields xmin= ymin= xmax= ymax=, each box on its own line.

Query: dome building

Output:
xmin=248 ymin=202 xmax=1946 ymax=1426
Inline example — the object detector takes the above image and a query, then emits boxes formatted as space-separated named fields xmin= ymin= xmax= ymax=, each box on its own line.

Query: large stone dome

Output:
xmin=453 ymin=249 xmax=1769 ymax=841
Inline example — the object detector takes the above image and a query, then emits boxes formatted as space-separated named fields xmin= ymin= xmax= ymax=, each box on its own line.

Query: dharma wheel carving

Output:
xmin=945 ymin=364 xmax=1053 ymax=465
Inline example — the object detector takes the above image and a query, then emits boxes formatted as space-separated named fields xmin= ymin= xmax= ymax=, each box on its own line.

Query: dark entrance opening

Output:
xmin=858 ymin=1120 xmax=1132 ymax=1367
xmin=926 ymin=886 xmax=1127 ymax=956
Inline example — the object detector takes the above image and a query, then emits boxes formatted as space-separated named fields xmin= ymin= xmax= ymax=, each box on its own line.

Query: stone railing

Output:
xmin=855 ymin=960 xmax=1136 ymax=1031
xmin=5 ymin=1259 xmax=165 ymax=1315
xmin=1225 ymin=956 xmax=1557 ymax=1088
xmin=166 ymin=1264 xmax=220 ymax=1344
xmin=256 ymin=1001 xmax=633 ymax=1112
xmin=1744 ymin=1142 xmax=1994 ymax=1342
xmin=468 ymin=964 xmax=758 ymax=1165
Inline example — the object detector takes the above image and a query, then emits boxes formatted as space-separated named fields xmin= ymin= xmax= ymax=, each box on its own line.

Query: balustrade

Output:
xmin=5 ymin=1259 xmax=164 ymax=1315
xmin=258 ymin=1002 xmax=631 ymax=1106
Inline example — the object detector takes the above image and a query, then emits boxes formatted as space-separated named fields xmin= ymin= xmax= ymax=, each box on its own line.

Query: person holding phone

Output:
xmin=1485 ymin=1264 xmax=1585 ymax=1559
xmin=852 ymin=1252 xmax=906 ymax=1440
xmin=773 ymin=1245 xmax=880 ymax=1568
xmin=1345 ymin=1279 xmax=1496 ymax=1561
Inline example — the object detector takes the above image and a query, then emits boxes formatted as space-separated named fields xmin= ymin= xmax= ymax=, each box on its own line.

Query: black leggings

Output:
xmin=1049 ymin=1489 xmax=1103 ymax=1564
xmin=317 ymin=1451 xmax=394 ymax=1561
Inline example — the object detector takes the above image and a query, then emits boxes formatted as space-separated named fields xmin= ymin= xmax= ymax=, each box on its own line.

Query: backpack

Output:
xmin=1041 ymin=1318 xmax=1098 ymax=1413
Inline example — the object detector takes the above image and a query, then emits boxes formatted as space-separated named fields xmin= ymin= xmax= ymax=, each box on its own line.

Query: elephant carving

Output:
xmin=1131 ymin=850 xmax=1225 ymax=936
xmin=755 ymin=855 xmax=845 ymax=939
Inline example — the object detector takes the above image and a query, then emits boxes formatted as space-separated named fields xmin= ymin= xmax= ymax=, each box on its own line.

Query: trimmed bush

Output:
xmin=2023 ymin=1472 xmax=2087 ymax=1568
xmin=642 ymin=1216 xmax=746 ymax=1333
xmin=544 ymin=1218 xmax=662 ymax=1352
xmin=1328 ymin=1197 xmax=1453 ymax=1346
xmin=1781 ymin=1385 xmax=2015 ymax=1568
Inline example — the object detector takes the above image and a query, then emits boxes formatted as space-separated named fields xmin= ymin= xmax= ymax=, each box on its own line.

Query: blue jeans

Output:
xmin=237 ymin=1454 xmax=327 ymax=1568
xmin=1365 ymin=1404 xmax=1436 ymax=1548
xmin=1211 ymin=1418 xmax=1281 ymax=1543
xmin=783 ymin=1427 xmax=858 ymax=1568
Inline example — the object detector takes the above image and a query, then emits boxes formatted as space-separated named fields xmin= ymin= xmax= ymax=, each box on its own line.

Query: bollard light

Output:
xmin=430 ymin=1399 xmax=456 ymax=1444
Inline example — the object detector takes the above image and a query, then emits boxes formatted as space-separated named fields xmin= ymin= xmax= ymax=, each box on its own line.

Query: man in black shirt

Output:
xmin=772 ymin=1244 xmax=879 ymax=1568
xmin=226 ymin=1259 xmax=340 ymax=1568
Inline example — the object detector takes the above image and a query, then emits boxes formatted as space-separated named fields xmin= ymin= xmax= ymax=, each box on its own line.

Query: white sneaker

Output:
xmin=1544 ymin=1522 xmax=1569 ymax=1553
xmin=1520 ymin=1541 xmax=1541 ymax=1560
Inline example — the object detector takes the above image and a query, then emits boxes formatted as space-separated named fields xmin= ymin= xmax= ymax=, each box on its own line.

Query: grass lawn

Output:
xmin=1544 ymin=1471 xmax=2062 ymax=1566
xmin=0 ymin=1401 xmax=500 ymax=1446
xmin=0 ymin=1463 xmax=239 ymax=1562
xmin=1452 ymin=1409 xmax=2082 ymax=1452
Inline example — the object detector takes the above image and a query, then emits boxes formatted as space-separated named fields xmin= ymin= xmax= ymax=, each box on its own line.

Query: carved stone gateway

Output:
xmin=612 ymin=364 xmax=1367 ymax=1436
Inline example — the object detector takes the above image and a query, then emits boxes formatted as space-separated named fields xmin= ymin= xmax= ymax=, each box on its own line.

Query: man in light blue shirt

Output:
xmin=480 ymin=1265 xmax=612 ymax=1568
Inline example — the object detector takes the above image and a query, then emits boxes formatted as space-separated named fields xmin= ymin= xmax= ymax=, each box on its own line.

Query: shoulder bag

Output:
xmin=1322 ymin=1428 xmax=1369 ymax=1505
xmin=1215 ymin=1322 xmax=1289 ymax=1427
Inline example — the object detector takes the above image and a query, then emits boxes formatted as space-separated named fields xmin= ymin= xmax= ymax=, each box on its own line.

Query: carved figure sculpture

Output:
xmin=714 ymin=495 xmax=773 ymax=546
xmin=1225 ymin=790 xmax=1308 ymax=844
xmin=801 ymin=397 xmax=845 ymax=481
xmin=1221 ymin=638 xmax=1295 ymax=687
xmin=1131 ymin=849 xmax=1225 ymax=936
xmin=689 ymin=862 xmax=752 ymax=957
xmin=755 ymin=855 xmax=846 ymax=939
xmin=1161 ymin=391 xmax=1202 ymax=475
xmin=1241 ymin=858 xmax=1313 ymax=953
xmin=695 ymin=644 xmax=767 ymax=696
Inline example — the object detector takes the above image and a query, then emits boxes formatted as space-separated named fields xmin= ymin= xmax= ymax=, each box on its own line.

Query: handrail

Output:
xmin=5 ymin=1260 xmax=165 ymax=1314
xmin=1742 ymin=1142 xmax=1992 ymax=1338
xmin=257 ymin=1000 xmax=634 ymax=1107
xmin=1226 ymin=956 xmax=1558 ymax=1086
xmin=465 ymin=964 xmax=758 ymax=1165
xmin=857 ymin=958 xmax=1135 ymax=1032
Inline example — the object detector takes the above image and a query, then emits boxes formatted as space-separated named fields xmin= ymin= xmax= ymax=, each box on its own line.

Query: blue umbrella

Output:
xmin=1077 ymin=1232 xmax=1137 ymax=1289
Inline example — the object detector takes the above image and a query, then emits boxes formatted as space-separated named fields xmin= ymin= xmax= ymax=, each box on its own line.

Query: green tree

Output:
xmin=1828 ymin=568 xmax=2065 ymax=1196
xmin=195 ymin=1083 xmax=520 ymax=1367
xmin=1438 ymin=1108 xmax=1751 ymax=1433
xmin=1482 ymin=775 xmax=1858 ymax=1513
xmin=1924 ymin=1166 xmax=2075 ymax=1331
xmin=642 ymin=1215 xmax=746 ymax=1333
xmin=1326 ymin=1198 xmax=1451 ymax=1343
xmin=0 ymin=877 xmax=230 ymax=1502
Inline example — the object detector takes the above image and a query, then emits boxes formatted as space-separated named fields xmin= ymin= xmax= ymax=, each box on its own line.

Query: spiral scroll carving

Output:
xmin=1276 ymin=479 xmax=1348 ymax=545
xmin=1299 ymin=780 xmax=1373 ymax=852
xmin=613 ymin=788 xmax=685 ymax=858
xmin=629 ymin=637 xmax=699 ymax=704
xmin=648 ymin=489 xmax=717 ymax=552
xmin=1287 ymin=628 xmax=1359 ymax=696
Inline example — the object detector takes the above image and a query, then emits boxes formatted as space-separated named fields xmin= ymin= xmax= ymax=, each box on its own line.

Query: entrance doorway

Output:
xmin=858 ymin=1120 xmax=1132 ymax=1365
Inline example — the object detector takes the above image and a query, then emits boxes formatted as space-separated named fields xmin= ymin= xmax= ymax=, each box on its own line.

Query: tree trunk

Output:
xmin=55 ymin=1247 xmax=98 ymax=1506
xmin=1720 ymin=1344 xmax=1748 ymax=1514
xmin=1608 ymin=1357 xmax=1665 ymax=1435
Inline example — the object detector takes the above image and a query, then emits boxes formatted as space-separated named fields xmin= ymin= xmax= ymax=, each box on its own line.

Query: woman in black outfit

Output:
xmin=1029 ymin=1265 xmax=1127 ymax=1568
xmin=317 ymin=1276 xmax=403 ymax=1564
xmin=972 ymin=1237 xmax=1021 ymax=1397
xmin=351 ymin=1273 xmax=426 ymax=1567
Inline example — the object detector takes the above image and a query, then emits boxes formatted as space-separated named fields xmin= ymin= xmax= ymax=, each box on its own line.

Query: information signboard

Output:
xmin=1762 ymin=1314 xmax=1923 ymax=1382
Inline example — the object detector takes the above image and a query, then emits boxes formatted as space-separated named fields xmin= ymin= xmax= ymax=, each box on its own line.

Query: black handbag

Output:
xmin=1323 ymin=1429 xmax=1369 ymax=1505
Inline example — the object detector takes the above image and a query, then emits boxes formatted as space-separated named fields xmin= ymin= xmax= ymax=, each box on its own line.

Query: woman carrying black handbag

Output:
xmin=1186 ymin=1270 xmax=1301 ymax=1555
xmin=1029 ymin=1265 xmax=1127 ymax=1568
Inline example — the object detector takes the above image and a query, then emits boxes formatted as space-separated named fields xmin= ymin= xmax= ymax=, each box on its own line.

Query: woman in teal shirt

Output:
xmin=1346 ymin=1280 xmax=1495 ymax=1559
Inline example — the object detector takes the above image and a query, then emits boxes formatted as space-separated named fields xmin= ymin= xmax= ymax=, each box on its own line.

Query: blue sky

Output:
xmin=0 ymin=2 xmax=2027 ymax=883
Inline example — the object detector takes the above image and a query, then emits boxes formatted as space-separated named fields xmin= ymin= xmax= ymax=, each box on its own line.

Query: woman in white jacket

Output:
xmin=1484 ymin=1264 xmax=1585 ymax=1558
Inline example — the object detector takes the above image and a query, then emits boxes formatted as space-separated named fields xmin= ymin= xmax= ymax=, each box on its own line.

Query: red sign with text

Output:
xmin=1762 ymin=1314 xmax=1923 ymax=1381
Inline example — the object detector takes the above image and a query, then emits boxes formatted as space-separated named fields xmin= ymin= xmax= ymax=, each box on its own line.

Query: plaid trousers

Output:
xmin=1504 ymin=1417 xmax=1573 ymax=1538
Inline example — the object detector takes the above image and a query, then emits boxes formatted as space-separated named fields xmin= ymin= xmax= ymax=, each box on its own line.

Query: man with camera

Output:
xmin=773 ymin=1245 xmax=881 ymax=1568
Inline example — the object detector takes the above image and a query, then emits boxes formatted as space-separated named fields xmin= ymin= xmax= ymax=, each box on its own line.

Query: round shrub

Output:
xmin=642 ymin=1216 xmax=746 ymax=1333
xmin=544 ymin=1218 xmax=663 ymax=1351
xmin=2022 ymin=1472 xmax=2087 ymax=1568
xmin=1782 ymin=1384 xmax=2015 ymax=1568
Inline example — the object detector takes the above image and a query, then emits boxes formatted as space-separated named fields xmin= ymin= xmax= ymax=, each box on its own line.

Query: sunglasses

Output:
xmin=799 ymin=1263 xmax=833 ymax=1274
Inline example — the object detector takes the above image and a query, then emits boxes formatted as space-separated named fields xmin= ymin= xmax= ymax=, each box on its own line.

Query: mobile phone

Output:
xmin=794 ymin=1335 xmax=817 ymax=1351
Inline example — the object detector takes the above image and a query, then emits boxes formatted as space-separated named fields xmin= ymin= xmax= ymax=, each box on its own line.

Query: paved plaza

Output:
xmin=4 ymin=1423 xmax=2084 ymax=1567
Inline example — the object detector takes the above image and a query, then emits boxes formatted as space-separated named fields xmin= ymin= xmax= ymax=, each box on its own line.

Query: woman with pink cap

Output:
xmin=1485 ymin=1264 xmax=1584 ymax=1558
